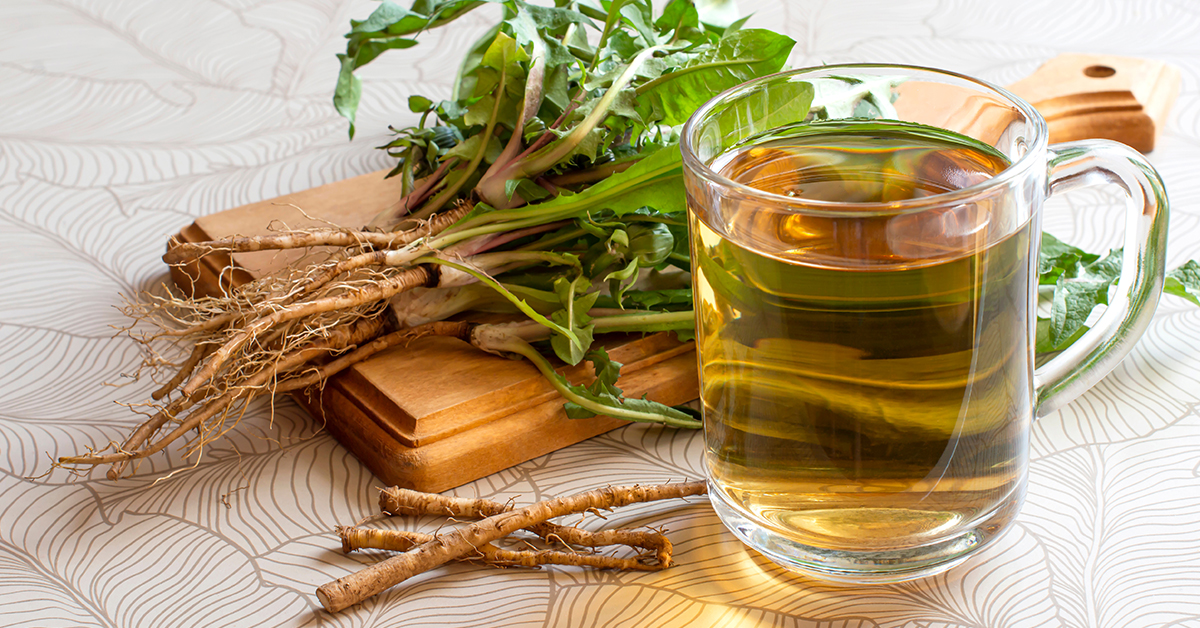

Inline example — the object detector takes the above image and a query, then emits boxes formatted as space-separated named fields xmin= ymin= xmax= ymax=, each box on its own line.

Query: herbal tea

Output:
xmin=691 ymin=120 xmax=1035 ymax=552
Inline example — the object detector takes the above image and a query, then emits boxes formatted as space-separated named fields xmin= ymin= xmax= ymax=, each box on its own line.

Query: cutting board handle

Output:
xmin=1006 ymin=53 xmax=1180 ymax=152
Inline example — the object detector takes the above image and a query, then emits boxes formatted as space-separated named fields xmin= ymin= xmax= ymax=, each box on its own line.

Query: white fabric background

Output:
xmin=1 ymin=0 xmax=1199 ymax=626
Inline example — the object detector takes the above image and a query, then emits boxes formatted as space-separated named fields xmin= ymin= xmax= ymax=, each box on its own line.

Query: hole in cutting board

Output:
xmin=1084 ymin=65 xmax=1116 ymax=78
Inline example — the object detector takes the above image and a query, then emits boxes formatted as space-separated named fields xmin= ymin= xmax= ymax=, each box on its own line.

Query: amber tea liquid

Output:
xmin=691 ymin=120 xmax=1035 ymax=561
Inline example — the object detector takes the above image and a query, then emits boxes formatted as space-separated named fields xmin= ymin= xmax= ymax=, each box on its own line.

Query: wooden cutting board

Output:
xmin=171 ymin=170 xmax=698 ymax=493
xmin=170 ymin=53 xmax=1176 ymax=493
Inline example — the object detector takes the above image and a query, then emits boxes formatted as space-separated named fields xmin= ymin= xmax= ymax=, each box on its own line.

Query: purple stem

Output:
xmin=446 ymin=220 xmax=572 ymax=257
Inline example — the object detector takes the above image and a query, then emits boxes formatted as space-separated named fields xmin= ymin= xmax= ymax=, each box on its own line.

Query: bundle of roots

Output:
xmin=320 ymin=481 xmax=708 ymax=612
xmin=57 ymin=203 xmax=518 ymax=480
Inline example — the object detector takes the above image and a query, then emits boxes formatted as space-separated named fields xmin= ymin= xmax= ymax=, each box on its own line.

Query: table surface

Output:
xmin=2 ymin=0 xmax=1199 ymax=626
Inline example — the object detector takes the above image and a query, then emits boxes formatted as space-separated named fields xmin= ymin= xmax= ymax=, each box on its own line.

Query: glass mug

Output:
xmin=680 ymin=64 xmax=1168 ymax=582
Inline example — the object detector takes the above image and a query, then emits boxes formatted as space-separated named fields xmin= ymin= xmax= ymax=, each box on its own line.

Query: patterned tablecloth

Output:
xmin=2 ymin=0 xmax=1199 ymax=626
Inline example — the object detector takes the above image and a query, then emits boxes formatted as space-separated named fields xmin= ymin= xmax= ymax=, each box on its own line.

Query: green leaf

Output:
xmin=1048 ymin=275 xmax=1111 ymax=350
xmin=635 ymin=28 xmax=795 ymax=125
xmin=618 ymin=0 xmax=659 ymax=46
xmin=504 ymin=178 xmax=551 ymax=202
xmin=435 ymin=99 xmax=469 ymax=121
xmin=464 ymin=92 xmax=497 ymax=126
xmin=336 ymin=0 xmax=494 ymax=136
xmin=481 ymin=333 xmax=700 ymax=428
xmin=481 ymin=30 xmax=529 ymax=70
xmin=604 ymin=259 xmax=640 ymax=305
xmin=550 ymin=311 xmax=595 ymax=364
xmin=1165 ymin=259 xmax=1200 ymax=306
xmin=810 ymin=76 xmax=903 ymax=120
xmin=541 ymin=56 xmax=573 ymax=112
xmin=705 ymin=78 xmax=813 ymax=145
xmin=408 ymin=95 xmax=434 ymax=112
xmin=721 ymin=14 xmax=751 ymax=35
xmin=655 ymin=0 xmax=704 ymax=43
xmin=673 ymin=328 xmax=696 ymax=342
xmin=351 ymin=34 xmax=420 ymax=67
xmin=334 ymin=54 xmax=362 ymax=138
xmin=560 ymin=343 xmax=697 ymax=423
xmin=602 ymin=29 xmax=641 ymax=60
xmin=596 ymin=288 xmax=692 ymax=310
xmin=1037 ymin=245 xmax=1126 ymax=350
xmin=584 ymin=348 xmax=623 ymax=397
xmin=441 ymin=132 xmax=502 ymax=162
xmin=506 ymin=0 xmax=592 ymax=48
xmin=525 ymin=146 xmax=685 ymax=218
xmin=1038 ymin=232 xmax=1100 ymax=283
xmin=453 ymin=23 xmax=501 ymax=101
xmin=663 ymin=219 xmax=691 ymax=271
xmin=1070 ymin=248 xmax=1123 ymax=282
xmin=350 ymin=1 xmax=426 ymax=34
xmin=626 ymin=222 xmax=674 ymax=266
xmin=564 ymin=390 xmax=698 ymax=425
xmin=547 ymin=275 xmax=600 ymax=364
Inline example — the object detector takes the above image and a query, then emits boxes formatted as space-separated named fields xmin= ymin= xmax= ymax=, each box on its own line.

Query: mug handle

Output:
xmin=1034 ymin=140 xmax=1170 ymax=417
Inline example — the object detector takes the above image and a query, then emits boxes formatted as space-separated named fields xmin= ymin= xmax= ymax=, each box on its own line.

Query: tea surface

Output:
xmin=692 ymin=120 xmax=1034 ymax=550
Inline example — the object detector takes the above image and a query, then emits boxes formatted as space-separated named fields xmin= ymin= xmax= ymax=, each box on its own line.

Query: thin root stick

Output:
xmin=61 ymin=318 xmax=386 ymax=468
xmin=105 ymin=395 xmax=197 ymax=480
xmin=378 ymin=487 xmax=665 ymax=555
xmin=181 ymin=267 xmax=430 ymax=397
xmin=151 ymin=343 xmax=215 ymax=400
xmin=166 ymin=226 xmax=420 ymax=264
xmin=337 ymin=527 xmax=666 ymax=571
xmin=316 ymin=481 xmax=707 ymax=612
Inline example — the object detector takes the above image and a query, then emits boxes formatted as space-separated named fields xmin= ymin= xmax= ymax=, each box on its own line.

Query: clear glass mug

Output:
xmin=680 ymin=64 xmax=1169 ymax=582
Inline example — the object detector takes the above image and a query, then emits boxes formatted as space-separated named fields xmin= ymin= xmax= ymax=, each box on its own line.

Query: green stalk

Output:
xmin=667 ymin=252 xmax=689 ymax=265
xmin=476 ymin=36 xmax=547 ymax=209
xmin=591 ymin=310 xmax=693 ymax=333
xmin=435 ymin=157 xmax=682 ymax=244
xmin=488 ymin=335 xmax=702 ymax=429
xmin=412 ymin=63 xmax=508 ymax=220
xmin=587 ymin=1 xmax=624 ymax=72
xmin=546 ymin=159 xmax=638 ymax=187
xmin=634 ymin=57 xmax=778 ymax=95
xmin=470 ymin=309 xmax=694 ymax=344
xmin=515 ymin=45 xmax=665 ymax=178
xmin=516 ymin=227 xmax=589 ymax=251
xmin=415 ymin=255 xmax=583 ymax=346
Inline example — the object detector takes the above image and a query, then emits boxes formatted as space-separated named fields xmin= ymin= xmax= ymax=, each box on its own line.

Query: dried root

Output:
xmin=337 ymin=526 xmax=668 ymax=571
xmin=317 ymin=481 xmax=708 ymax=613
xmin=379 ymin=487 xmax=670 ymax=559
xmin=162 ymin=203 xmax=470 ymax=264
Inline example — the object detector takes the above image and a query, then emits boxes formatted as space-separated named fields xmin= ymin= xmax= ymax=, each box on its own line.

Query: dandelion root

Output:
xmin=316 ymin=481 xmax=707 ymax=612
xmin=338 ymin=526 xmax=669 ymax=571
xmin=379 ymin=487 xmax=670 ymax=558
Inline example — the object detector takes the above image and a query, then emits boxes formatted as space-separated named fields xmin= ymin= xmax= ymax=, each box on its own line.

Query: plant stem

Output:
xmin=546 ymin=159 xmax=637 ymax=187
xmin=432 ymin=158 xmax=682 ymax=248
xmin=411 ymin=64 xmax=508 ymax=220
xmin=492 ymin=336 xmax=701 ymax=428
xmin=592 ymin=310 xmax=693 ymax=333
xmin=414 ymin=255 xmax=581 ymax=343
xmin=515 ymin=45 xmax=665 ymax=178
xmin=517 ymin=227 xmax=588 ymax=251
xmin=370 ymin=157 xmax=457 ymax=230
